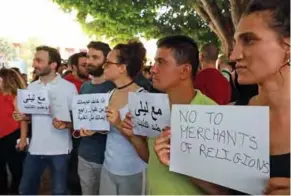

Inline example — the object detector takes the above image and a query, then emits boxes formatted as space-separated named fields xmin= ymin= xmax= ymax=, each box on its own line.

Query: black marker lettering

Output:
xmin=226 ymin=130 xmax=237 ymax=146
xmin=204 ymin=128 xmax=211 ymax=140
xmin=261 ymin=162 xmax=270 ymax=174
xmin=206 ymin=147 xmax=215 ymax=158
xmin=221 ymin=148 xmax=232 ymax=161
xmin=218 ymin=130 xmax=226 ymax=144
xmin=179 ymin=110 xmax=197 ymax=123
xmin=188 ymin=110 xmax=197 ymax=123
xmin=197 ymin=127 xmax=205 ymax=141
xmin=213 ymin=128 xmax=220 ymax=141
xmin=248 ymin=158 xmax=256 ymax=168
xmin=101 ymin=97 xmax=105 ymax=103
xmin=249 ymin=136 xmax=258 ymax=150
xmin=188 ymin=126 xmax=196 ymax=139
xmin=179 ymin=110 xmax=188 ymax=123
xmin=233 ymin=153 xmax=242 ymax=163
xmin=180 ymin=125 xmax=188 ymax=139
xmin=214 ymin=148 xmax=225 ymax=160
xmin=205 ymin=112 xmax=214 ymax=124
xmin=241 ymin=153 xmax=251 ymax=166
xmin=238 ymin=132 xmax=249 ymax=147
xmin=214 ymin=113 xmax=223 ymax=125
xmin=180 ymin=142 xmax=192 ymax=154
xmin=199 ymin=144 xmax=207 ymax=157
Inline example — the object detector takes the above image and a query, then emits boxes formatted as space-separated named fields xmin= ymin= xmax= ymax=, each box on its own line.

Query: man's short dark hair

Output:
xmin=200 ymin=43 xmax=219 ymax=62
xmin=87 ymin=41 xmax=111 ymax=58
xmin=68 ymin=52 xmax=87 ymax=67
xmin=157 ymin=35 xmax=199 ymax=77
xmin=36 ymin=46 xmax=61 ymax=72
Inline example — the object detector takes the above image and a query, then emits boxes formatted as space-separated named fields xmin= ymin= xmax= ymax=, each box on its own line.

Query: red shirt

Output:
xmin=195 ymin=68 xmax=231 ymax=105
xmin=64 ymin=74 xmax=87 ymax=93
xmin=0 ymin=94 xmax=20 ymax=138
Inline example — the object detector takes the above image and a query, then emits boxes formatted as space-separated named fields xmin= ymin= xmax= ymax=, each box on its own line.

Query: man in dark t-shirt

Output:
xmin=77 ymin=41 xmax=114 ymax=195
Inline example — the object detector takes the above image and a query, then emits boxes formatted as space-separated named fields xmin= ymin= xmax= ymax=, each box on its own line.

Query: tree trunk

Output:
xmin=192 ymin=0 xmax=249 ymax=56
xmin=229 ymin=0 xmax=241 ymax=27
xmin=221 ymin=34 xmax=234 ymax=58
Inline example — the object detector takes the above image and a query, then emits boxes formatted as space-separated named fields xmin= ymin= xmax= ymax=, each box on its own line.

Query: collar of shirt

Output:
xmin=36 ymin=74 xmax=61 ymax=85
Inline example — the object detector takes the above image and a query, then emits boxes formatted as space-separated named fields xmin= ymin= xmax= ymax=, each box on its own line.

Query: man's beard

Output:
xmin=35 ymin=66 xmax=52 ymax=77
xmin=86 ymin=64 xmax=104 ymax=77
xmin=77 ymin=72 xmax=88 ymax=79
xmin=76 ymin=67 xmax=88 ymax=79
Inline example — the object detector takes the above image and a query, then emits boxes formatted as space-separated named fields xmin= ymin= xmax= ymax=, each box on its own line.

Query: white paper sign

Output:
xmin=170 ymin=105 xmax=269 ymax=195
xmin=128 ymin=93 xmax=171 ymax=137
xmin=72 ymin=93 xmax=110 ymax=131
xmin=17 ymin=89 xmax=50 ymax=114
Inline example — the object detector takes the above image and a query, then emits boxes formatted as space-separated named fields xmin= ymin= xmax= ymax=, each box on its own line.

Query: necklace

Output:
xmin=117 ymin=81 xmax=134 ymax=90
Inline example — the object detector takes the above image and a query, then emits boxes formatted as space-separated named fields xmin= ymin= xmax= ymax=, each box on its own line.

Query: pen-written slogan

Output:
xmin=170 ymin=105 xmax=270 ymax=195
xmin=72 ymin=93 xmax=110 ymax=131
xmin=17 ymin=89 xmax=50 ymax=114
xmin=128 ymin=92 xmax=171 ymax=137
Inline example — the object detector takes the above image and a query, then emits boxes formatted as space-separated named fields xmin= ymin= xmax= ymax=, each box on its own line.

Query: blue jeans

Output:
xmin=19 ymin=153 xmax=70 ymax=195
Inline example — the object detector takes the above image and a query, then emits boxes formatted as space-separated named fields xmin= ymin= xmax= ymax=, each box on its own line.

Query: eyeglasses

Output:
xmin=103 ymin=60 xmax=120 ymax=68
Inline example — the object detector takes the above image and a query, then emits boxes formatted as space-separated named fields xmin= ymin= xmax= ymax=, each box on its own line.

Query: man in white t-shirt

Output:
xmin=14 ymin=46 xmax=77 ymax=195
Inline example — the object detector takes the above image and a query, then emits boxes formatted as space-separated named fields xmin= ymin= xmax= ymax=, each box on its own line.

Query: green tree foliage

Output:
xmin=53 ymin=0 xmax=249 ymax=55
xmin=0 ymin=38 xmax=17 ymax=62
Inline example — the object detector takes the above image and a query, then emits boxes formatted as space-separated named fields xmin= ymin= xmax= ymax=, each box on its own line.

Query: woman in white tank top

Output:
xmin=100 ymin=40 xmax=148 ymax=195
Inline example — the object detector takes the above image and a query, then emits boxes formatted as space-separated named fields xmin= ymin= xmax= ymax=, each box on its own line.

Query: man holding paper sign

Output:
xmin=13 ymin=46 xmax=77 ymax=195
xmin=76 ymin=41 xmax=114 ymax=195
xmin=122 ymin=35 xmax=232 ymax=194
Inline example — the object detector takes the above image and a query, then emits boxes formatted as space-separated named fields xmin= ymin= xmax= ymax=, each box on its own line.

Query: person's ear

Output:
xmin=180 ymin=64 xmax=192 ymax=80
xmin=72 ymin=64 xmax=78 ymax=71
xmin=119 ymin=64 xmax=127 ymax=75
xmin=50 ymin=62 xmax=57 ymax=71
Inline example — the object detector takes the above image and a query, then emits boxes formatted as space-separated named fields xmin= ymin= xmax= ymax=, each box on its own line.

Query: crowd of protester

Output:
xmin=0 ymin=0 xmax=289 ymax=195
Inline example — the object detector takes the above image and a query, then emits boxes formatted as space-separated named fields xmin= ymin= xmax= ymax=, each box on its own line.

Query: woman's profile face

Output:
xmin=103 ymin=50 xmax=122 ymax=81
xmin=230 ymin=12 xmax=290 ymax=85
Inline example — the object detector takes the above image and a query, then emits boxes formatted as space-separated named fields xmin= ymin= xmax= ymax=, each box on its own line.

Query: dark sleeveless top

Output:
xmin=232 ymin=92 xmax=290 ymax=194
xmin=270 ymin=153 xmax=290 ymax=178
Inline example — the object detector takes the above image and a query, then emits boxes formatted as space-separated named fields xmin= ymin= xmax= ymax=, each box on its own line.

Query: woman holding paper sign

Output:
xmin=95 ymin=40 xmax=147 ymax=195
xmin=0 ymin=68 xmax=27 ymax=194
xmin=230 ymin=0 xmax=290 ymax=194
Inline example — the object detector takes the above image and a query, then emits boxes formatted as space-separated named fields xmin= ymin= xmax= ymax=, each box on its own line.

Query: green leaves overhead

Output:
xmin=53 ymin=0 xmax=218 ymax=46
